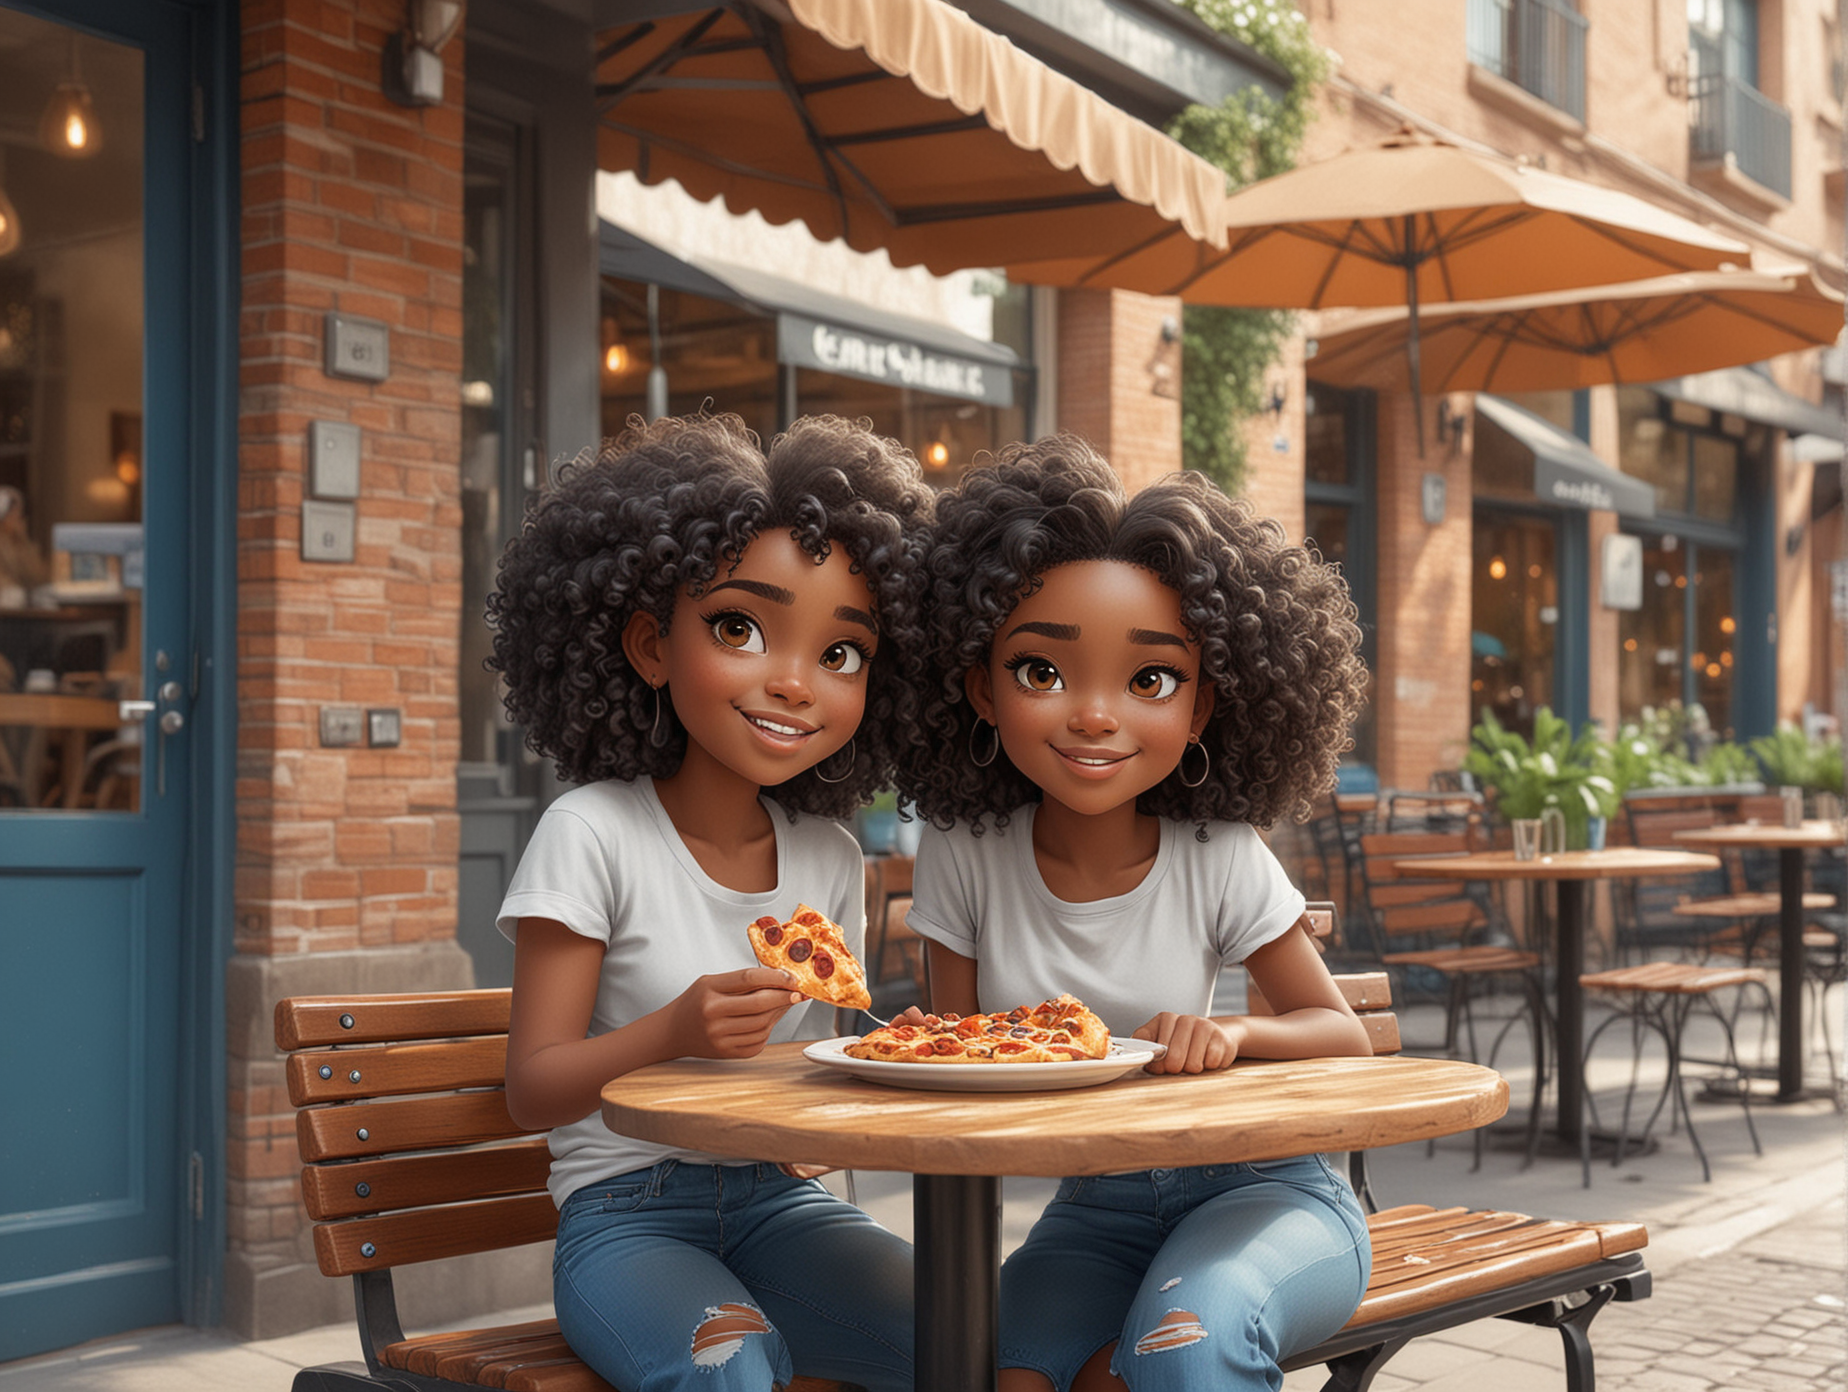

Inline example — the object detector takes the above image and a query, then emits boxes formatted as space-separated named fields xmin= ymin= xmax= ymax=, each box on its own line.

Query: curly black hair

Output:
xmin=486 ymin=412 xmax=933 ymax=819
xmin=894 ymin=436 xmax=1367 ymax=833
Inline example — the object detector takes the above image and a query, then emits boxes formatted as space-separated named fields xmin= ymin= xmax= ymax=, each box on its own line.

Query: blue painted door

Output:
xmin=0 ymin=0 xmax=201 ymax=1359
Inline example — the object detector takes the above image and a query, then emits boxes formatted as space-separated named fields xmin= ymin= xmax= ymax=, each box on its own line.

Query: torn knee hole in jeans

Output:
xmin=1133 ymin=1307 xmax=1208 ymax=1354
xmin=690 ymin=1302 xmax=770 ymax=1367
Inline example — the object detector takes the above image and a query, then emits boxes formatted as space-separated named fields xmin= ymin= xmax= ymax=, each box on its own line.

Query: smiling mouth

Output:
xmin=743 ymin=711 xmax=816 ymax=740
xmin=1056 ymin=747 xmax=1131 ymax=768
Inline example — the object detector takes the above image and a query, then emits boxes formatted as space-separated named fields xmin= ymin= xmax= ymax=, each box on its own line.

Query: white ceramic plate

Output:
xmin=802 ymin=1036 xmax=1167 ymax=1092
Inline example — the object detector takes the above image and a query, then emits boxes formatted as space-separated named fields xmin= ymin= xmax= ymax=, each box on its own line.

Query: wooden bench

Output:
xmin=274 ymin=992 xmax=860 ymax=1392
xmin=279 ymin=976 xmax=1649 ymax=1392
xmin=1251 ymin=956 xmax=1652 ymax=1390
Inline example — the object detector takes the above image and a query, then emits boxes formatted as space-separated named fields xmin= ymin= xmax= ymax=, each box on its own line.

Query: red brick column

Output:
xmin=225 ymin=0 xmax=479 ymax=1337
xmin=1055 ymin=287 xmax=1184 ymax=491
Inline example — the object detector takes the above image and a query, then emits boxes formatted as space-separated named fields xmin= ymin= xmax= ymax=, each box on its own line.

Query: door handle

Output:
xmin=119 ymin=699 xmax=155 ymax=722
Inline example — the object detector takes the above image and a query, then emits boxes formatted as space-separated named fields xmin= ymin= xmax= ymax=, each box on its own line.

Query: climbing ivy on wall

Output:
xmin=1166 ymin=1 xmax=1331 ymax=495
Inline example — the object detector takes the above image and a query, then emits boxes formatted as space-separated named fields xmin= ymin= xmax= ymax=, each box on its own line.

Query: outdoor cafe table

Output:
xmin=1390 ymin=847 xmax=1720 ymax=1146
xmin=602 ymin=1041 xmax=1508 ymax=1392
xmin=1672 ymin=820 xmax=1845 ymax=1101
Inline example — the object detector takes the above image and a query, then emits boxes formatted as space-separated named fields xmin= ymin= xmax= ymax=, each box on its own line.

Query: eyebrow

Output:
xmin=836 ymin=604 xmax=877 ymax=633
xmin=1128 ymin=627 xmax=1191 ymax=650
xmin=706 ymin=578 xmax=795 ymax=605
xmin=1003 ymin=620 xmax=1080 ymax=642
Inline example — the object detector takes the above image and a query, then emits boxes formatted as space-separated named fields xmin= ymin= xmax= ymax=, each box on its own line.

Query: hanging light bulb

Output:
xmin=40 ymin=35 xmax=102 ymax=158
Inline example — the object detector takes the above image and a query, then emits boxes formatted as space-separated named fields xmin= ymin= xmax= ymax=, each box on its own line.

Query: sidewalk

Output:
xmin=3 ymin=998 xmax=1843 ymax=1391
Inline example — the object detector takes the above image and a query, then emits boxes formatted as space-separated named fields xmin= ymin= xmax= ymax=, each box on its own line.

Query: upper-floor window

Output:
xmin=1466 ymin=0 xmax=1587 ymax=122
xmin=1687 ymin=0 xmax=1790 ymax=198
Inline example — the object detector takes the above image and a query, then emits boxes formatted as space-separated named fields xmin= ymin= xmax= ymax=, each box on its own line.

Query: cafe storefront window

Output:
xmin=1614 ymin=388 xmax=1751 ymax=737
xmin=1304 ymin=379 xmax=1376 ymax=780
xmin=1472 ymin=511 xmax=1558 ymax=740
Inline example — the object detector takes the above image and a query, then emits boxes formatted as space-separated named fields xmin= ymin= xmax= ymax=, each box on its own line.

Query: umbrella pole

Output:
xmin=1405 ymin=225 xmax=1426 ymax=458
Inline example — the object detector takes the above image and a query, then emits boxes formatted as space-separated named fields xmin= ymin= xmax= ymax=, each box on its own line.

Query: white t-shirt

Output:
xmin=905 ymin=807 xmax=1304 ymax=1036
xmin=496 ymin=777 xmax=863 ymax=1206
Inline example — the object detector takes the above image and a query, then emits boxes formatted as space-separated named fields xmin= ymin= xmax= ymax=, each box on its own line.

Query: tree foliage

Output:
xmin=1166 ymin=2 xmax=1331 ymax=494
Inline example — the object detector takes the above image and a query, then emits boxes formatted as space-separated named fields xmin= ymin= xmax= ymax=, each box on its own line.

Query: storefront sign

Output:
xmin=779 ymin=314 xmax=1013 ymax=407
xmin=1600 ymin=533 xmax=1644 ymax=611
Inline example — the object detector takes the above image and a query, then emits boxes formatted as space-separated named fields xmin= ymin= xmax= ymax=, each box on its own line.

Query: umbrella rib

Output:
xmin=1560 ymin=214 xmax=1720 ymax=273
xmin=741 ymin=7 xmax=863 ymax=237
xmin=598 ymin=119 xmax=836 ymax=196
xmin=596 ymin=8 xmax=726 ymax=112
xmin=596 ymin=22 xmax=656 ymax=67
xmin=1067 ymin=225 xmax=1192 ymax=289
xmin=895 ymin=189 xmax=1122 ymax=226
xmin=828 ymin=115 xmax=991 ymax=147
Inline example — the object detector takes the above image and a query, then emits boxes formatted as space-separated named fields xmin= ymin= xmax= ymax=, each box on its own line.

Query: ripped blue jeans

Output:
xmin=552 ymin=1160 xmax=913 ymax=1392
xmin=999 ymin=1156 xmax=1370 ymax=1392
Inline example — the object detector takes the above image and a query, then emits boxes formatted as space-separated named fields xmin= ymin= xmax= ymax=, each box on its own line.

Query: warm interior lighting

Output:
xmin=925 ymin=441 xmax=950 ymax=469
xmin=604 ymin=342 xmax=629 ymax=375
xmin=1719 ymin=615 xmax=1736 ymax=634
xmin=115 ymin=454 xmax=140 ymax=486
xmin=0 ymin=186 xmax=18 ymax=258
xmin=40 ymin=37 xmax=101 ymax=158
xmin=1705 ymin=662 xmax=1722 ymax=679
xmin=1488 ymin=556 xmax=1507 ymax=580
xmin=1624 ymin=638 xmax=1638 ymax=652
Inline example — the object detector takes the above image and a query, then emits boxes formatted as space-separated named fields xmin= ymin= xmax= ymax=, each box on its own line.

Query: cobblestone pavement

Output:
xmin=1590 ymin=1196 xmax=1845 ymax=1392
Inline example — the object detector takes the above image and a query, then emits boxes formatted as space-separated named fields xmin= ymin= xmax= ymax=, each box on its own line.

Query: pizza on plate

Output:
xmin=844 ymin=994 xmax=1111 ymax=1064
xmin=747 ymin=904 xmax=872 ymax=1011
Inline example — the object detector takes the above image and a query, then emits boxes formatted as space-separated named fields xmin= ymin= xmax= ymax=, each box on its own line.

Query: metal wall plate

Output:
xmin=325 ymin=312 xmax=390 ymax=381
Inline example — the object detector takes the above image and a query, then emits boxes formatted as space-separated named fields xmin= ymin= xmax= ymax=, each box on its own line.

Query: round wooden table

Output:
xmin=603 ymin=1041 xmax=1507 ymax=1392
xmin=1391 ymin=847 xmax=1720 ymax=1144
xmin=1673 ymin=821 xmax=1845 ymax=1101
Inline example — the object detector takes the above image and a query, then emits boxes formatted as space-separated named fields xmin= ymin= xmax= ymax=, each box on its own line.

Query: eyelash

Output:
xmin=698 ymin=608 xmax=873 ymax=670
xmin=1002 ymin=654 xmax=1191 ymax=698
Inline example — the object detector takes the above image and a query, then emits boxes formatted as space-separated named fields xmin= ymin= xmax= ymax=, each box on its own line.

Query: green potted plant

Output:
xmin=1464 ymin=707 xmax=1615 ymax=850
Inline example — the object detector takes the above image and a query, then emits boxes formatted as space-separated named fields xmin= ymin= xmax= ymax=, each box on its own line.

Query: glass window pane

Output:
xmin=1618 ymin=386 xmax=1686 ymax=515
xmin=1469 ymin=410 xmax=1537 ymax=504
xmin=1690 ymin=432 xmax=1738 ymax=522
xmin=1303 ymin=380 xmax=1353 ymax=486
xmin=1618 ymin=535 xmax=1688 ymax=720
xmin=794 ymin=367 xmax=1025 ymax=491
xmin=1501 ymin=390 xmax=1576 ymax=434
xmin=599 ymin=279 xmax=778 ymax=444
xmin=1692 ymin=546 xmax=1736 ymax=735
xmin=1471 ymin=511 xmax=1557 ymax=740
xmin=0 ymin=14 xmax=144 ymax=812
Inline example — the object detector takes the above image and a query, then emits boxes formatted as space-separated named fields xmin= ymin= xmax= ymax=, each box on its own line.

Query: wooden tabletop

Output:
xmin=0 ymin=693 xmax=126 ymax=728
xmin=1391 ymin=846 xmax=1721 ymax=882
xmin=1672 ymin=821 xmax=1846 ymax=851
xmin=600 ymin=1042 xmax=1508 ymax=1177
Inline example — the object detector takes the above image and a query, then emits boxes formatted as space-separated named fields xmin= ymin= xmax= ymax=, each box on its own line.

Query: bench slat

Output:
xmin=300 ymin=1136 xmax=553 ymax=1219
xmin=286 ymin=1036 xmax=510 ymax=1105
xmin=296 ymin=1090 xmax=526 ymax=1161
xmin=312 ymin=1191 xmax=560 ymax=1276
xmin=277 ymin=990 xmax=512 ymax=1049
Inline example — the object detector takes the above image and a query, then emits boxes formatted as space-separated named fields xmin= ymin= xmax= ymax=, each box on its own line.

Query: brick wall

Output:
xmin=1054 ymin=286 xmax=1183 ymax=489
xmin=225 ymin=0 xmax=476 ymax=1337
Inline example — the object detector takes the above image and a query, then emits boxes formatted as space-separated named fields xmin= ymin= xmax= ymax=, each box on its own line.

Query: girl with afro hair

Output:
xmin=893 ymin=437 xmax=1374 ymax=1392
xmin=488 ymin=413 xmax=928 ymax=1392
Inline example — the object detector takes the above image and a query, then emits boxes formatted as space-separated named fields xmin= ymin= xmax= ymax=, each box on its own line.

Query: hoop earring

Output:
xmin=814 ymin=738 xmax=855 ymax=784
xmin=1178 ymin=736 xmax=1210 ymax=789
xmin=969 ymin=719 xmax=999 ymax=768
xmin=649 ymin=682 xmax=670 ymax=748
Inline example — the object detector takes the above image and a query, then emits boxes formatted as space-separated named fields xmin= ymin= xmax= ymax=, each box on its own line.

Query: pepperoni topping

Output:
xmin=787 ymin=937 xmax=813 ymax=963
xmin=912 ymin=1041 xmax=936 ymax=1057
xmin=1009 ymin=1025 xmax=1033 ymax=1038
xmin=997 ymin=1041 xmax=1031 ymax=1054
xmin=759 ymin=921 xmax=784 ymax=946
xmin=812 ymin=950 xmax=834 ymax=978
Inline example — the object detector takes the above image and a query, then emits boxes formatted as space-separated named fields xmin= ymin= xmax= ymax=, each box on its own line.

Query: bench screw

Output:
xmin=349 ymin=1070 xmax=362 ymax=1083
xmin=340 ymin=1014 xmax=354 ymax=1029
xmin=355 ymin=1182 xmax=371 ymax=1198
xmin=361 ymin=1243 xmax=376 ymax=1258
xmin=357 ymin=1128 xmax=369 ymax=1141
xmin=319 ymin=1065 xmax=332 ymax=1079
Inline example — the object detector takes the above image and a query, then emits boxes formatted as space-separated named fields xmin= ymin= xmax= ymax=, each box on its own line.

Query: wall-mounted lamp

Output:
xmin=40 ymin=33 xmax=101 ymax=158
xmin=1435 ymin=397 xmax=1467 ymax=453
xmin=601 ymin=317 xmax=629 ymax=376
xmin=1264 ymin=381 xmax=1287 ymax=423
xmin=1159 ymin=314 xmax=1180 ymax=344
xmin=1785 ymin=523 xmax=1805 ymax=556
xmin=384 ymin=0 xmax=465 ymax=108
xmin=0 ymin=151 xmax=20 ymax=259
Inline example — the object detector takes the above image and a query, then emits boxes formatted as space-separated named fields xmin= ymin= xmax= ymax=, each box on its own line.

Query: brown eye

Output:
xmin=819 ymin=642 xmax=866 ymax=674
xmin=1130 ymin=667 xmax=1181 ymax=699
xmin=710 ymin=614 xmax=764 ymax=652
xmin=1012 ymin=659 xmax=1063 ymax=692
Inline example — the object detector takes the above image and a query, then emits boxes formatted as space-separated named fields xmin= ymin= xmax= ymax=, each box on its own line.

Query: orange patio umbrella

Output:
xmin=1302 ymin=266 xmax=1845 ymax=395
xmin=594 ymin=0 xmax=1230 ymax=277
xmin=1008 ymin=127 xmax=1752 ymax=448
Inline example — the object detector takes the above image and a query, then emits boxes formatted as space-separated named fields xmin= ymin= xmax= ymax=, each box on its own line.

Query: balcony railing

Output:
xmin=1689 ymin=71 xmax=1792 ymax=200
xmin=1467 ymin=0 xmax=1587 ymax=123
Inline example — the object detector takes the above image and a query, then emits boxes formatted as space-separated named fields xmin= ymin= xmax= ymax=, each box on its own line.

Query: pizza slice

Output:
xmin=842 ymin=998 xmax=1111 ymax=1063
xmin=748 ymin=903 xmax=872 ymax=1011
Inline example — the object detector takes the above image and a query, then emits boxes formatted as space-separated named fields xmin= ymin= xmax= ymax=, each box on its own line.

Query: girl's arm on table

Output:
xmin=504 ymin=916 xmax=803 ymax=1130
xmin=920 ymin=941 xmax=979 ymax=1016
xmin=1137 ymin=925 xmax=1371 ymax=1074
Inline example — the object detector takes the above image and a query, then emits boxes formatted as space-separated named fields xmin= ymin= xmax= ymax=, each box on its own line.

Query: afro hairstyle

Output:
xmin=486 ymin=412 xmax=933 ymax=819
xmin=895 ymin=435 xmax=1367 ymax=832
